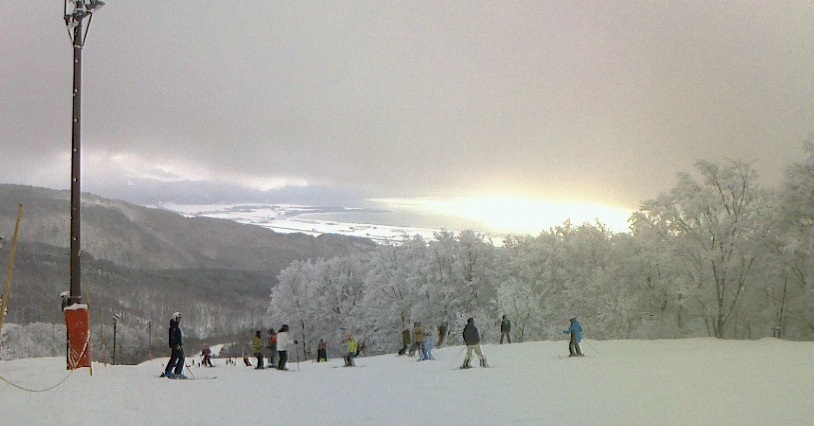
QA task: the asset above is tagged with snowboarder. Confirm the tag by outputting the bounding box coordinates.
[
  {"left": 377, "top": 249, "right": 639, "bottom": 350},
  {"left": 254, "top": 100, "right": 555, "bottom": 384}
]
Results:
[
  {"left": 563, "top": 317, "right": 584, "bottom": 357},
  {"left": 344, "top": 333, "right": 358, "bottom": 367},
  {"left": 398, "top": 329, "right": 411, "bottom": 355},
  {"left": 276, "top": 324, "right": 298, "bottom": 370},
  {"left": 252, "top": 330, "right": 264, "bottom": 369},
  {"left": 500, "top": 314, "right": 512, "bottom": 344},
  {"left": 461, "top": 317, "right": 488, "bottom": 368},
  {"left": 317, "top": 339, "right": 328, "bottom": 362},
  {"left": 162, "top": 312, "right": 187, "bottom": 379}
]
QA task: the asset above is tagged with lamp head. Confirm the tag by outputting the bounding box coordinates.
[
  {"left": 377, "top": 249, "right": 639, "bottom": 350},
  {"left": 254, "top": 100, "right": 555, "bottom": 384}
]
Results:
[{"left": 88, "top": 0, "right": 106, "bottom": 11}]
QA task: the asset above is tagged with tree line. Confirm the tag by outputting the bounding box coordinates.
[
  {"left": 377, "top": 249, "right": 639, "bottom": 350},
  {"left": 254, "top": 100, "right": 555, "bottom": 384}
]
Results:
[{"left": 269, "top": 140, "right": 814, "bottom": 360}]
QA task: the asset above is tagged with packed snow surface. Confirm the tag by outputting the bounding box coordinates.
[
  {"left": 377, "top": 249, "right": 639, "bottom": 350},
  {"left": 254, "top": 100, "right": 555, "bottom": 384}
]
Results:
[{"left": 1, "top": 338, "right": 811, "bottom": 425}]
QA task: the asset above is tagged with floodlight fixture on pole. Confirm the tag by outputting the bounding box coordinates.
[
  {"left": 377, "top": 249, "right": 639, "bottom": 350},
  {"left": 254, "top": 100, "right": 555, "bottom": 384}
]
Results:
[{"left": 63, "top": 0, "right": 105, "bottom": 370}]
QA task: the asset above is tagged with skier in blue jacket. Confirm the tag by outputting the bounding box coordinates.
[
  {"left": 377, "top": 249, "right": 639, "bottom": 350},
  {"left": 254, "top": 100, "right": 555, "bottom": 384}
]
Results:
[{"left": 563, "top": 317, "right": 584, "bottom": 357}]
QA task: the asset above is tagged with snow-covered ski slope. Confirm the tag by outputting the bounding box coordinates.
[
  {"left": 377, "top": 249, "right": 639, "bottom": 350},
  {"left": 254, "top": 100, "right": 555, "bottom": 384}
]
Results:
[{"left": 1, "top": 338, "right": 811, "bottom": 425}]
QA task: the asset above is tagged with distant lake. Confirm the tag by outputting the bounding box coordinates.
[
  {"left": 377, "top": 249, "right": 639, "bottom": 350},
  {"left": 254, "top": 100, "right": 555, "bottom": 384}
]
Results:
[{"left": 298, "top": 208, "right": 486, "bottom": 233}]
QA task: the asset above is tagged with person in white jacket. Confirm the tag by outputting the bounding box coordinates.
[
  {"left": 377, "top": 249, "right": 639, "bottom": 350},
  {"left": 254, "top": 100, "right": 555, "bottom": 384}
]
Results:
[{"left": 276, "top": 324, "right": 298, "bottom": 370}]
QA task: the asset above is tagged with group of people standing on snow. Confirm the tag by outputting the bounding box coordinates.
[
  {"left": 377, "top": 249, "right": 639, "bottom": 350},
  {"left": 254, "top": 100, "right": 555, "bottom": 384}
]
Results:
[
  {"left": 251, "top": 324, "right": 298, "bottom": 370},
  {"left": 250, "top": 327, "right": 363, "bottom": 369},
  {"left": 398, "top": 321, "right": 438, "bottom": 361},
  {"left": 398, "top": 314, "right": 584, "bottom": 365},
  {"left": 396, "top": 317, "right": 486, "bottom": 368},
  {"left": 162, "top": 311, "right": 584, "bottom": 378}
]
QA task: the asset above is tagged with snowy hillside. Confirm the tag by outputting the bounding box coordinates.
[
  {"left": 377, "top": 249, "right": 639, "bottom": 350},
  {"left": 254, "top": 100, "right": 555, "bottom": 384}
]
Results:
[{"left": 1, "top": 338, "right": 812, "bottom": 425}]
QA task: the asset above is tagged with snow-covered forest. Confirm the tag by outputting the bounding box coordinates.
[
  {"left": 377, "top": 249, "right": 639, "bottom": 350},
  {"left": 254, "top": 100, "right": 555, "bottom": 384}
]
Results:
[
  {"left": 269, "top": 141, "right": 814, "bottom": 358},
  {"left": 2, "top": 142, "right": 813, "bottom": 363}
]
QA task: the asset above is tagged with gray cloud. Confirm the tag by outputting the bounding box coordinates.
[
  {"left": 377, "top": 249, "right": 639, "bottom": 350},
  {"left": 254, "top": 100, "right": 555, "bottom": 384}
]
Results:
[{"left": 2, "top": 1, "right": 812, "bottom": 211}]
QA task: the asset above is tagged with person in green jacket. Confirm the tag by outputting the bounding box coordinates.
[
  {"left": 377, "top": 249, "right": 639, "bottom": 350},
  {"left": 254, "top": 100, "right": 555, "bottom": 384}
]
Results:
[
  {"left": 252, "top": 330, "right": 264, "bottom": 369},
  {"left": 344, "top": 333, "right": 358, "bottom": 367}
]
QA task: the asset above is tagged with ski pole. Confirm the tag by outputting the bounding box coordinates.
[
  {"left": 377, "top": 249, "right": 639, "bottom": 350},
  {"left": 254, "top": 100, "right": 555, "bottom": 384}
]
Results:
[
  {"left": 185, "top": 363, "right": 197, "bottom": 380},
  {"left": 583, "top": 339, "right": 599, "bottom": 356},
  {"left": 447, "top": 346, "right": 466, "bottom": 369}
]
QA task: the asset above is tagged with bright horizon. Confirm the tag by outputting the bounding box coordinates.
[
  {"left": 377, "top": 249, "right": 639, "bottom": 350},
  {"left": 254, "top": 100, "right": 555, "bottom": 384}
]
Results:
[{"left": 376, "top": 195, "right": 634, "bottom": 235}]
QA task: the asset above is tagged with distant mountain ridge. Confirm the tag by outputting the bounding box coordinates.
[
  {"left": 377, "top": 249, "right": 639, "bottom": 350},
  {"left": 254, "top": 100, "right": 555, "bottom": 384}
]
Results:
[
  {"left": 0, "top": 184, "right": 375, "bottom": 270},
  {"left": 0, "top": 184, "right": 376, "bottom": 362}
]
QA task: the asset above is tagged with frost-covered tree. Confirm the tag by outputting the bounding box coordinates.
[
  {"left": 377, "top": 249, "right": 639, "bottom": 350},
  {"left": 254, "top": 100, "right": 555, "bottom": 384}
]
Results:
[
  {"left": 0, "top": 323, "right": 65, "bottom": 360},
  {"left": 772, "top": 138, "right": 814, "bottom": 337},
  {"left": 418, "top": 231, "right": 499, "bottom": 343},
  {"left": 634, "top": 160, "right": 769, "bottom": 337},
  {"left": 494, "top": 234, "right": 554, "bottom": 342},
  {"left": 311, "top": 255, "right": 368, "bottom": 353},
  {"left": 360, "top": 236, "right": 427, "bottom": 352},
  {"left": 270, "top": 259, "right": 318, "bottom": 359},
  {"left": 271, "top": 255, "right": 371, "bottom": 359}
]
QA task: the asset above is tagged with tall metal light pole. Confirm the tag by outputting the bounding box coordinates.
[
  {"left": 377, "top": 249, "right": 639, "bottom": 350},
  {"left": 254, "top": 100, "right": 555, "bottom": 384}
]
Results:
[
  {"left": 63, "top": 0, "right": 105, "bottom": 370},
  {"left": 148, "top": 320, "right": 153, "bottom": 359},
  {"left": 112, "top": 314, "right": 120, "bottom": 364}
]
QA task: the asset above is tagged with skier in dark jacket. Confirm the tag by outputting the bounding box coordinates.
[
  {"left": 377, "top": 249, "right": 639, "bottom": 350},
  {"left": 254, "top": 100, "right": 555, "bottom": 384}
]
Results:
[
  {"left": 461, "top": 317, "right": 488, "bottom": 368},
  {"left": 563, "top": 317, "right": 584, "bottom": 357},
  {"left": 317, "top": 339, "right": 328, "bottom": 362},
  {"left": 162, "top": 312, "right": 186, "bottom": 379},
  {"left": 500, "top": 315, "right": 512, "bottom": 344}
]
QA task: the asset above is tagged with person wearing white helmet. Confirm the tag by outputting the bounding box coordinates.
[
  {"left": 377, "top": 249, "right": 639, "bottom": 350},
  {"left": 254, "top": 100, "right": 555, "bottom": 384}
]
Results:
[{"left": 162, "top": 312, "right": 186, "bottom": 378}]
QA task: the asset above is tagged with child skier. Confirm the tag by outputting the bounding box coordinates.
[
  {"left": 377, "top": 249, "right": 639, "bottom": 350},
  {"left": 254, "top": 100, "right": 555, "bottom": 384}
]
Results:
[
  {"left": 421, "top": 332, "right": 435, "bottom": 361},
  {"left": 201, "top": 346, "right": 214, "bottom": 367}
]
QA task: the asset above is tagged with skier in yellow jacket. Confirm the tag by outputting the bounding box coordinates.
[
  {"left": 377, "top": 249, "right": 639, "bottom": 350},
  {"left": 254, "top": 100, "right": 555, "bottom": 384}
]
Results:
[
  {"left": 344, "top": 333, "right": 358, "bottom": 367},
  {"left": 252, "top": 330, "right": 264, "bottom": 369}
]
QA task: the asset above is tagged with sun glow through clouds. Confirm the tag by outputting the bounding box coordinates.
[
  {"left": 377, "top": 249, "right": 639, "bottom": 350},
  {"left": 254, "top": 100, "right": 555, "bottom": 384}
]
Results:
[{"left": 376, "top": 195, "right": 633, "bottom": 235}]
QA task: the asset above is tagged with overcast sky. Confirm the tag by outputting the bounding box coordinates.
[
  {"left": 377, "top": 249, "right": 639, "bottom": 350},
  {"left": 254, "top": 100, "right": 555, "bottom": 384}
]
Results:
[{"left": 2, "top": 1, "right": 813, "bottom": 231}]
